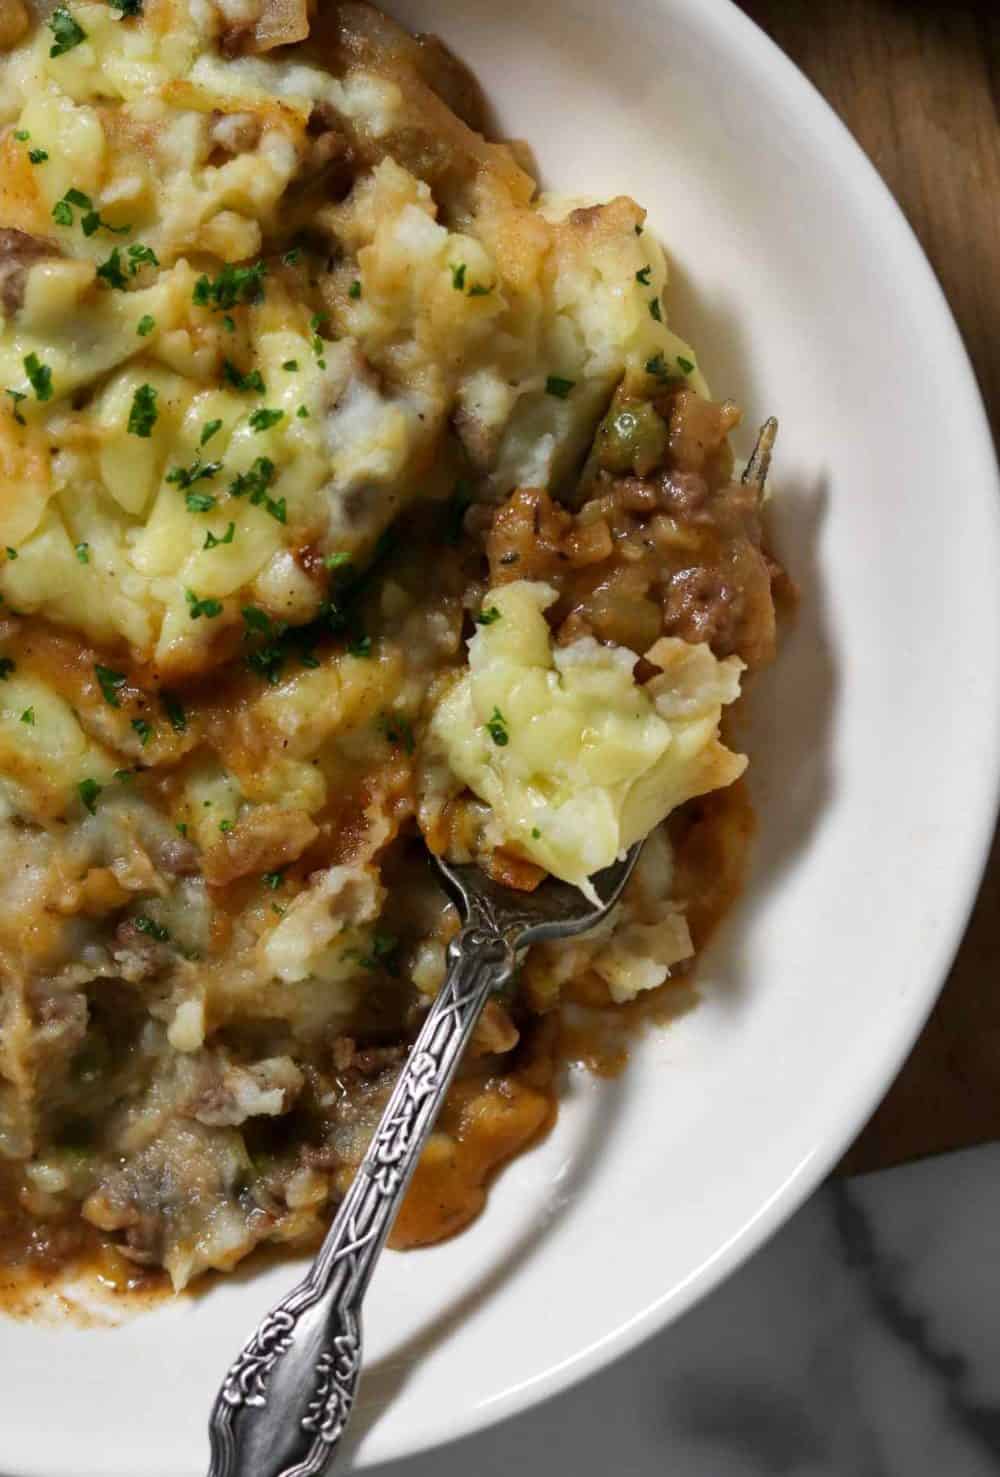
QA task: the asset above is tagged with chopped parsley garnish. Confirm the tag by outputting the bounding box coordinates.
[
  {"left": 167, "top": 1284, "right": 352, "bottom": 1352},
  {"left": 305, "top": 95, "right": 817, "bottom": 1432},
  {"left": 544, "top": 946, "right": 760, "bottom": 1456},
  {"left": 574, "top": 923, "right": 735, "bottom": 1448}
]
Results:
[
  {"left": 475, "top": 606, "right": 502, "bottom": 625},
  {"left": 5, "top": 389, "right": 26, "bottom": 425},
  {"left": 242, "top": 605, "right": 288, "bottom": 683},
  {"left": 185, "top": 490, "right": 216, "bottom": 513},
  {"left": 24, "top": 353, "right": 53, "bottom": 402},
  {"left": 248, "top": 407, "right": 284, "bottom": 433},
  {"left": 348, "top": 279, "right": 362, "bottom": 299},
  {"left": 127, "top": 243, "right": 158, "bottom": 273},
  {"left": 282, "top": 248, "right": 301, "bottom": 266},
  {"left": 13, "top": 130, "right": 28, "bottom": 141},
  {"left": 229, "top": 456, "right": 284, "bottom": 521},
  {"left": 449, "top": 263, "right": 467, "bottom": 291},
  {"left": 0, "top": 658, "right": 15, "bottom": 680},
  {"left": 127, "top": 384, "right": 158, "bottom": 437},
  {"left": 28, "top": 149, "right": 48, "bottom": 165},
  {"left": 162, "top": 692, "right": 186, "bottom": 732},
  {"left": 282, "top": 360, "right": 298, "bottom": 372},
  {"left": 467, "top": 282, "right": 493, "bottom": 297},
  {"left": 49, "top": 8, "right": 87, "bottom": 56},
  {"left": 131, "top": 717, "right": 153, "bottom": 746},
  {"left": 296, "top": 404, "right": 309, "bottom": 419},
  {"left": 241, "top": 527, "right": 395, "bottom": 686},
  {"left": 378, "top": 711, "right": 414, "bottom": 754},
  {"left": 193, "top": 261, "right": 266, "bottom": 312},
  {"left": 676, "top": 355, "right": 696, "bottom": 375},
  {"left": 531, "top": 826, "right": 541, "bottom": 839},
  {"left": 635, "top": 265, "right": 652, "bottom": 285},
  {"left": 136, "top": 314, "right": 155, "bottom": 337},
  {"left": 108, "top": 0, "right": 143, "bottom": 15},
  {"left": 77, "top": 777, "right": 102, "bottom": 813},
  {"left": 133, "top": 914, "right": 169, "bottom": 941},
  {"left": 222, "top": 315, "right": 236, "bottom": 333},
  {"left": 82, "top": 212, "right": 116, "bottom": 241},
  {"left": 200, "top": 419, "right": 222, "bottom": 446},
  {"left": 61, "top": 184, "right": 90, "bottom": 206},
  {"left": 241, "top": 605, "right": 277, "bottom": 637},
  {"left": 166, "top": 458, "right": 222, "bottom": 493},
  {"left": 51, "top": 187, "right": 98, "bottom": 229},
  {"left": 230, "top": 457, "right": 275, "bottom": 499},
  {"left": 222, "top": 360, "right": 265, "bottom": 394},
  {"left": 3, "top": 548, "right": 13, "bottom": 561},
  {"left": 219, "top": 819, "right": 233, "bottom": 834},
  {"left": 96, "top": 243, "right": 157, "bottom": 290},
  {"left": 20, "top": 706, "right": 34, "bottom": 725},
  {"left": 308, "top": 316, "right": 328, "bottom": 366},
  {"left": 96, "top": 248, "right": 128, "bottom": 290},
  {"left": 185, "top": 589, "right": 223, "bottom": 620},
  {"left": 486, "top": 706, "right": 509, "bottom": 746},
  {"left": 75, "top": 542, "right": 90, "bottom": 563},
  {"left": 324, "top": 552, "right": 351, "bottom": 571},
  {"left": 204, "top": 522, "right": 235, "bottom": 550},
  {"left": 175, "top": 822, "right": 187, "bottom": 837},
  {"left": 262, "top": 870, "right": 284, "bottom": 889},
  {"left": 354, "top": 932, "right": 398, "bottom": 972},
  {"left": 95, "top": 663, "right": 126, "bottom": 707},
  {"left": 649, "top": 297, "right": 663, "bottom": 322},
  {"left": 644, "top": 353, "right": 670, "bottom": 380},
  {"left": 347, "top": 634, "right": 372, "bottom": 658},
  {"left": 545, "top": 376, "right": 575, "bottom": 399}
]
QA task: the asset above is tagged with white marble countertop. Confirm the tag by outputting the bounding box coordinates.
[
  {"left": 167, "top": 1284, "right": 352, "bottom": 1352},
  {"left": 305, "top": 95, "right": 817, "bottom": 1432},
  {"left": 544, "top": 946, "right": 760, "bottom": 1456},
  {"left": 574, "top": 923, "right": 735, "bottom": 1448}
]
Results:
[{"left": 358, "top": 1145, "right": 1000, "bottom": 1477}]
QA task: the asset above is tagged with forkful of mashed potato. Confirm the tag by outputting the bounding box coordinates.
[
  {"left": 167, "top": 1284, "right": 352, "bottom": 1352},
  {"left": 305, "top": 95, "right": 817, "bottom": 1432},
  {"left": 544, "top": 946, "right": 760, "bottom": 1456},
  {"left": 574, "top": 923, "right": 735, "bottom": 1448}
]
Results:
[{"left": 427, "top": 577, "right": 746, "bottom": 900}]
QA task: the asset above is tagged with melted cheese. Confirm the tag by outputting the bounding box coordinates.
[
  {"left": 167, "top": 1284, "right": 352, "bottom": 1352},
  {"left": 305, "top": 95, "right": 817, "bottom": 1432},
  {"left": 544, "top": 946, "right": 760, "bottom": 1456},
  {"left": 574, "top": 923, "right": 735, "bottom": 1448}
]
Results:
[{"left": 428, "top": 582, "right": 746, "bottom": 897}]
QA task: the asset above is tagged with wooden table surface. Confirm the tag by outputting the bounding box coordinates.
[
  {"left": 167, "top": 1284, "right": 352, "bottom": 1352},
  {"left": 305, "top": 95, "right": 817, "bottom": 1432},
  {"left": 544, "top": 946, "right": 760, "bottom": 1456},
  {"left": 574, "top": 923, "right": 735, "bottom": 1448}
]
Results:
[{"left": 738, "top": 0, "right": 1000, "bottom": 1172}]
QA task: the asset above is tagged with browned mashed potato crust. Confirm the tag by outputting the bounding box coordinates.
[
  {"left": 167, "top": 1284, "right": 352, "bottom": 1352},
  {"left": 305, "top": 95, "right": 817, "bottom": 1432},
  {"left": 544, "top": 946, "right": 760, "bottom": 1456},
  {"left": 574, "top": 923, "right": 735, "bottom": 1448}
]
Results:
[{"left": 0, "top": 0, "right": 784, "bottom": 1305}]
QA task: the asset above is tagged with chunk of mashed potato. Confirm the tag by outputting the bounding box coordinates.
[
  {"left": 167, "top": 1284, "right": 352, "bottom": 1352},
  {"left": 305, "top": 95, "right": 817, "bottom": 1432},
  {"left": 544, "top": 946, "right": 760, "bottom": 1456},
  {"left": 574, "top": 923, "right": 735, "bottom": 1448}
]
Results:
[{"left": 429, "top": 581, "right": 747, "bottom": 897}]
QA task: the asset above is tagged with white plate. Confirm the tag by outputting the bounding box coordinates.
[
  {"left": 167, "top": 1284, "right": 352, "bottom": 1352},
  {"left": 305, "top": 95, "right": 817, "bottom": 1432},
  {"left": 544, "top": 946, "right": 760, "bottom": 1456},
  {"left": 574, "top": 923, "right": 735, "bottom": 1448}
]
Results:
[{"left": 4, "top": 1, "right": 1000, "bottom": 1473}]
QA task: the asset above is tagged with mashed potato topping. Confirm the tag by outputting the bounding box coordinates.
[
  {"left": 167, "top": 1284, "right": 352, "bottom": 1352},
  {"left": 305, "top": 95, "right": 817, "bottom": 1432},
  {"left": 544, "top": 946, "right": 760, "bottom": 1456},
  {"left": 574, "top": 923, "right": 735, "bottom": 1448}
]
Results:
[
  {"left": 429, "top": 580, "right": 746, "bottom": 896},
  {"left": 0, "top": 0, "right": 701, "bottom": 673},
  {"left": 0, "top": 0, "right": 781, "bottom": 1297}
]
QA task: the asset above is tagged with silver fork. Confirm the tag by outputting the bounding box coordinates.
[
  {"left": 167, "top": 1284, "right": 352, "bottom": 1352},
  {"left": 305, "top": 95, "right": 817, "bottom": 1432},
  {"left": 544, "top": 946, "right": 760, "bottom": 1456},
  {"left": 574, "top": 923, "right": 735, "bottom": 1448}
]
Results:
[{"left": 206, "top": 845, "right": 642, "bottom": 1477}]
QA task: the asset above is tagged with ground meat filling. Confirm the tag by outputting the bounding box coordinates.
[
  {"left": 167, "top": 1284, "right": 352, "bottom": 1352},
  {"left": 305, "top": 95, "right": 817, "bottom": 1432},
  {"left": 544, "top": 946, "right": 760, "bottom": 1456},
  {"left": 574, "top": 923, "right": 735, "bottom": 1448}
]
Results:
[{"left": 487, "top": 389, "right": 780, "bottom": 671}]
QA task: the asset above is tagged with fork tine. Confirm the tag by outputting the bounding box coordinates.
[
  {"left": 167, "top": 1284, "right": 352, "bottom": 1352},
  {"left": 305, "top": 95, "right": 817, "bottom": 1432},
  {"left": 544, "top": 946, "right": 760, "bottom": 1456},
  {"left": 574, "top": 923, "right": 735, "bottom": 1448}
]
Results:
[{"left": 742, "top": 416, "right": 779, "bottom": 491}]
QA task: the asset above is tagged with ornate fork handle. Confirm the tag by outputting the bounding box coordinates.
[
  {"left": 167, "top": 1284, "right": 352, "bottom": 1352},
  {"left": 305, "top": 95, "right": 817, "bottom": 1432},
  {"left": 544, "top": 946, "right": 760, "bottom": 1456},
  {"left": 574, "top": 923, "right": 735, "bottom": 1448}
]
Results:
[{"left": 207, "top": 920, "right": 516, "bottom": 1477}]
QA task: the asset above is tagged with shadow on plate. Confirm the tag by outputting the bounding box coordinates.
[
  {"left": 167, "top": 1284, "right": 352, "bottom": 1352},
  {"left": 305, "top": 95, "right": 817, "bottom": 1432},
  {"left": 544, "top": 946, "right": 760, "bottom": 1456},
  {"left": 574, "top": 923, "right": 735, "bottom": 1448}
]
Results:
[
  {"left": 669, "top": 253, "right": 839, "bottom": 1006},
  {"left": 704, "top": 470, "right": 836, "bottom": 1008},
  {"left": 338, "top": 1065, "right": 630, "bottom": 1464}
]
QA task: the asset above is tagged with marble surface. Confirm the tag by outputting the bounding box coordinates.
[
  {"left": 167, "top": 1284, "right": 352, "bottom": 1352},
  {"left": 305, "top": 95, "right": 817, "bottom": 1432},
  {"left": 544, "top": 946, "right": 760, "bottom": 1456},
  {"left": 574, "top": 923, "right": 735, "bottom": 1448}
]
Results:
[{"left": 358, "top": 1145, "right": 1000, "bottom": 1476}]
